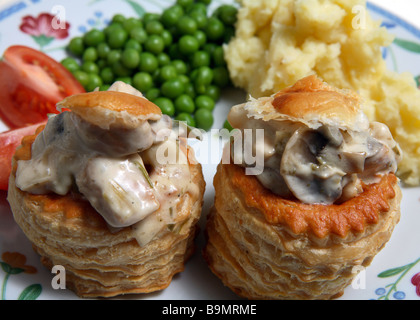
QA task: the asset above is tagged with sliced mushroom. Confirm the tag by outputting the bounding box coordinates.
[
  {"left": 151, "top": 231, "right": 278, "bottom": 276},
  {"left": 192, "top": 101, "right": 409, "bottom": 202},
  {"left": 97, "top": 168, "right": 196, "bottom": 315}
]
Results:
[
  {"left": 280, "top": 127, "right": 346, "bottom": 204},
  {"left": 361, "top": 122, "right": 402, "bottom": 182},
  {"left": 256, "top": 153, "right": 293, "bottom": 198}
]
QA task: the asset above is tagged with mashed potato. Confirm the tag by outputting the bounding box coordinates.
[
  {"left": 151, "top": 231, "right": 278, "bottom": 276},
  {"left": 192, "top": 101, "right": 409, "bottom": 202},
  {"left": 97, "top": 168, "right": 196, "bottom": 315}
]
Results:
[{"left": 225, "top": 0, "right": 420, "bottom": 186}]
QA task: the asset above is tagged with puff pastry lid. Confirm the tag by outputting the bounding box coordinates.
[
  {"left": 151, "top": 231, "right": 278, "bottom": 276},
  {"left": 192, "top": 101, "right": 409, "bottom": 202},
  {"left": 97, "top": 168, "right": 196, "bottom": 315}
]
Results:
[
  {"left": 238, "top": 75, "right": 369, "bottom": 131},
  {"left": 57, "top": 81, "right": 162, "bottom": 130}
]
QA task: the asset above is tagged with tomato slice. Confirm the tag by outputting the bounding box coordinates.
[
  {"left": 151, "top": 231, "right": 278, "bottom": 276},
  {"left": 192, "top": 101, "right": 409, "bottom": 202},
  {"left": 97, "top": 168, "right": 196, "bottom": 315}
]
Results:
[
  {"left": 0, "top": 45, "right": 84, "bottom": 129},
  {"left": 0, "top": 122, "right": 46, "bottom": 190}
]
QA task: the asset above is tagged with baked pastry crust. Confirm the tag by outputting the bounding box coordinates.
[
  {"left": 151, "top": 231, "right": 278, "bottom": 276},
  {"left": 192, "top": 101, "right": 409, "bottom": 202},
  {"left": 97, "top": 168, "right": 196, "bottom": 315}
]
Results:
[
  {"left": 204, "top": 76, "right": 402, "bottom": 300},
  {"left": 57, "top": 90, "right": 162, "bottom": 129},
  {"left": 8, "top": 125, "right": 205, "bottom": 298},
  {"left": 230, "top": 75, "right": 369, "bottom": 135},
  {"left": 203, "top": 163, "right": 401, "bottom": 300}
]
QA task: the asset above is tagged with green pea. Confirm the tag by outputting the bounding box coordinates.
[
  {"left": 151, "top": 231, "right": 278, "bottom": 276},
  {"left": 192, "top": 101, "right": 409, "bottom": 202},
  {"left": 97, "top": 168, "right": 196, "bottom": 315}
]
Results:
[
  {"left": 61, "top": 57, "right": 79, "bottom": 73},
  {"left": 81, "top": 61, "right": 99, "bottom": 74},
  {"left": 195, "top": 95, "right": 215, "bottom": 111},
  {"left": 193, "top": 30, "right": 207, "bottom": 47},
  {"left": 130, "top": 26, "right": 148, "bottom": 44},
  {"left": 171, "top": 59, "right": 187, "bottom": 74},
  {"left": 223, "top": 119, "right": 234, "bottom": 131},
  {"left": 97, "top": 42, "right": 111, "bottom": 58},
  {"left": 144, "top": 35, "right": 165, "bottom": 54},
  {"left": 191, "top": 50, "right": 210, "bottom": 68},
  {"left": 186, "top": 3, "right": 207, "bottom": 15},
  {"left": 115, "top": 76, "right": 132, "bottom": 85},
  {"left": 159, "top": 65, "right": 178, "bottom": 82},
  {"left": 121, "top": 48, "right": 140, "bottom": 69},
  {"left": 124, "top": 39, "right": 142, "bottom": 51},
  {"left": 205, "top": 17, "right": 225, "bottom": 41},
  {"left": 100, "top": 67, "right": 114, "bottom": 84},
  {"left": 157, "top": 52, "right": 171, "bottom": 66},
  {"left": 139, "top": 52, "right": 159, "bottom": 73},
  {"left": 145, "top": 20, "right": 164, "bottom": 35},
  {"left": 178, "top": 35, "right": 199, "bottom": 55},
  {"left": 108, "top": 27, "right": 128, "bottom": 49},
  {"left": 85, "top": 73, "right": 103, "bottom": 92},
  {"left": 67, "top": 37, "right": 84, "bottom": 56},
  {"left": 190, "top": 11, "right": 207, "bottom": 29},
  {"left": 96, "top": 59, "right": 107, "bottom": 69},
  {"left": 123, "top": 17, "right": 142, "bottom": 33},
  {"left": 195, "top": 66, "right": 213, "bottom": 87},
  {"left": 175, "top": 94, "right": 195, "bottom": 113},
  {"left": 176, "top": 0, "right": 194, "bottom": 8},
  {"left": 112, "top": 14, "right": 126, "bottom": 24},
  {"left": 99, "top": 84, "right": 111, "bottom": 91},
  {"left": 133, "top": 72, "right": 154, "bottom": 92},
  {"left": 195, "top": 108, "right": 213, "bottom": 131},
  {"left": 203, "top": 43, "right": 217, "bottom": 56},
  {"left": 175, "top": 113, "right": 196, "bottom": 128},
  {"left": 112, "top": 60, "right": 132, "bottom": 77},
  {"left": 161, "top": 79, "right": 185, "bottom": 99},
  {"left": 145, "top": 88, "right": 160, "bottom": 101},
  {"left": 218, "top": 5, "right": 238, "bottom": 26},
  {"left": 184, "top": 82, "right": 196, "bottom": 98},
  {"left": 224, "top": 26, "right": 235, "bottom": 43},
  {"left": 212, "top": 45, "right": 226, "bottom": 67},
  {"left": 176, "top": 16, "right": 197, "bottom": 35},
  {"left": 83, "top": 47, "right": 98, "bottom": 62},
  {"left": 143, "top": 13, "right": 160, "bottom": 24},
  {"left": 83, "top": 29, "right": 105, "bottom": 47},
  {"left": 153, "top": 97, "right": 175, "bottom": 116},
  {"left": 161, "top": 5, "right": 184, "bottom": 28},
  {"left": 168, "top": 44, "right": 182, "bottom": 60},
  {"left": 177, "top": 74, "right": 190, "bottom": 86},
  {"left": 73, "top": 70, "right": 90, "bottom": 87},
  {"left": 107, "top": 50, "right": 122, "bottom": 65},
  {"left": 204, "top": 85, "right": 220, "bottom": 101},
  {"left": 104, "top": 22, "right": 123, "bottom": 38},
  {"left": 152, "top": 68, "right": 161, "bottom": 84},
  {"left": 161, "top": 30, "right": 173, "bottom": 47},
  {"left": 213, "top": 66, "right": 230, "bottom": 87}
]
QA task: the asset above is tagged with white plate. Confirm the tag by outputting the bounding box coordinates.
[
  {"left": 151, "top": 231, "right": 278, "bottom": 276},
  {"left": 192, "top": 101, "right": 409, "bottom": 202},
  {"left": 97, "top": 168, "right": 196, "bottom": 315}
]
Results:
[{"left": 0, "top": 0, "right": 419, "bottom": 300}]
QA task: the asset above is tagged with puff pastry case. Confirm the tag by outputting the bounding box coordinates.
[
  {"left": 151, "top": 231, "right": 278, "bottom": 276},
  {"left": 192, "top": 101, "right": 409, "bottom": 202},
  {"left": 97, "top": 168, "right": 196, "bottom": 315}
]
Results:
[{"left": 203, "top": 75, "right": 402, "bottom": 300}]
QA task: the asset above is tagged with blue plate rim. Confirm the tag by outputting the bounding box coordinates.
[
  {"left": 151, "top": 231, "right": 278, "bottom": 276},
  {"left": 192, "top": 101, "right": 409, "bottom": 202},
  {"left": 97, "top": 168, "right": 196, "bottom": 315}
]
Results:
[
  {"left": 367, "top": 1, "right": 420, "bottom": 39},
  {"left": 0, "top": 1, "right": 420, "bottom": 40}
]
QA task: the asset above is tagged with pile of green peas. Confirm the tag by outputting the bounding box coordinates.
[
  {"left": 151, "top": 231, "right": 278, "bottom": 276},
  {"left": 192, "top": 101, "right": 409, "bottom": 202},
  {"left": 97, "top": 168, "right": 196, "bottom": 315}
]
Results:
[{"left": 62, "top": 0, "right": 238, "bottom": 131}]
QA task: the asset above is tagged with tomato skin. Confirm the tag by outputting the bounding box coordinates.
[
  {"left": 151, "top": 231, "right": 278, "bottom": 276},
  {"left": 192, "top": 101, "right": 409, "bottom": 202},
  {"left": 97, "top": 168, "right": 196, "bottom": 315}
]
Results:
[
  {"left": 0, "top": 122, "right": 45, "bottom": 190},
  {"left": 0, "top": 45, "right": 85, "bottom": 129}
]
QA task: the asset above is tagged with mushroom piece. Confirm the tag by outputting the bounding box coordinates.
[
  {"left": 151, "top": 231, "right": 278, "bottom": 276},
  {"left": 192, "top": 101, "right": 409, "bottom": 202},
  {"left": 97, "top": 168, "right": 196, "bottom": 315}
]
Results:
[
  {"left": 361, "top": 122, "right": 402, "bottom": 182},
  {"left": 280, "top": 127, "right": 346, "bottom": 204},
  {"left": 256, "top": 153, "right": 293, "bottom": 198}
]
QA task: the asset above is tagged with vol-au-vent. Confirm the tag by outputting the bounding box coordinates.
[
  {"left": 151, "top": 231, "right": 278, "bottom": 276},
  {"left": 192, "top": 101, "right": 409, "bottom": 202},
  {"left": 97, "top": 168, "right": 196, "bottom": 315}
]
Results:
[{"left": 204, "top": 75, "right": 402, "bottom": 300}]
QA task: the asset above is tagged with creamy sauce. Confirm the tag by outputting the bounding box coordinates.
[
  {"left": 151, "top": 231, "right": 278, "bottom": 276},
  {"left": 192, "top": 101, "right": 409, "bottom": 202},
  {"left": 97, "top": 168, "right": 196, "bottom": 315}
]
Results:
[
  {"left": 133, "top": 138, "right": 197, "bottom": 246},
  {"left": 15, "top": 82, "right": 195, "bottom": 246},
  {"left": 228, "top": 103, "right": 402, "bottom": 205}
]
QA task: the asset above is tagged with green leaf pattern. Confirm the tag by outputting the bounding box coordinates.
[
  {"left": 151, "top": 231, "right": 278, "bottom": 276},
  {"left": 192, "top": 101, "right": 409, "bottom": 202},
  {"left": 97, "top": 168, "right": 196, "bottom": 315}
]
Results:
[
  {"left": 375, "top": 257, "right": 420, "bottom": 300},
  {"left": 393, "top": 38, "right": 420, "bottom": 53},
  {"left": 1, "top": 255, "right": 42, "bottom": 300}
]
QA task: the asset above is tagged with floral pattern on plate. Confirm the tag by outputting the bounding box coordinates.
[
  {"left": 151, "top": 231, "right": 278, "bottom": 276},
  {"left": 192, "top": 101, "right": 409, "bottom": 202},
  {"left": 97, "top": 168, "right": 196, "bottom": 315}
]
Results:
[
  {"left": 373, "top": 257, "right": 420, "bottom": 300},
  {"left": 1, "top": 251, "right": 41, "bottom": 300}
]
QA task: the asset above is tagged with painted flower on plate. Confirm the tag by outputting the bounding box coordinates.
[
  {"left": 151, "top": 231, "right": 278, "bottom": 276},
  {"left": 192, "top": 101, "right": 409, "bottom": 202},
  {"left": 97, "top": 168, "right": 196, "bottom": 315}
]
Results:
[
  {"left": 1, "top": 251, "right": 36, "bottom": 274},
  {"left": 19, "top": 13, "right": 70, "bottom": 49},
  {"left": 1, "top": 252, "right": 41, "bottom": 300},
  {"left": 411, "top": 272, "right": 420, "bottom": 297}
]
